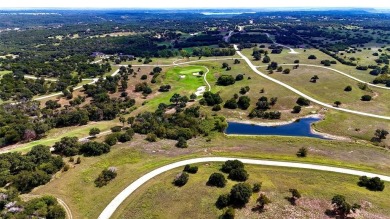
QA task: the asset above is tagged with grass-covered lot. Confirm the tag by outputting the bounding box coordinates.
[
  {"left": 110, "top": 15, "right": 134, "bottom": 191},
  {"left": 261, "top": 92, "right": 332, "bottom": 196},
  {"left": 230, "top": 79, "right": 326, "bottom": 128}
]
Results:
[
  {"left": 31, "top": 134, "right": 390, "bottom": 219},
  {"left": 115, "top": 164, "right": 390, "bottom": 219}
]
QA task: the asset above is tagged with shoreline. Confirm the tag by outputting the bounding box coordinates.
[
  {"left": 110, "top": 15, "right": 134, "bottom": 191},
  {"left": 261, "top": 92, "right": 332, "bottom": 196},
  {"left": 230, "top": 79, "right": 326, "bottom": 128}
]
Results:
[
  {"left": 226, "top": 114, "right": 350, "bottom": 141},
  {"left": 227, "top": 114, "right": 323, "bottom": 127}
]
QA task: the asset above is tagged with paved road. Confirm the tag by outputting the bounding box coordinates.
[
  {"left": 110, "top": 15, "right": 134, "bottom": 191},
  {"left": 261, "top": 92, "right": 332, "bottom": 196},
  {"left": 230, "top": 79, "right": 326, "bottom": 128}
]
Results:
[
  {"left": 98, "top": 157, "right": 390, "bottom": 219},
  {"left": 234, "top": 45, "right": 390, "bottom": 120},
  {"left": 265, "top": 33, "right": 299, "bottom": 54},
  {"left": 257, "top": 63, "right": 390, "bottom": 91}
]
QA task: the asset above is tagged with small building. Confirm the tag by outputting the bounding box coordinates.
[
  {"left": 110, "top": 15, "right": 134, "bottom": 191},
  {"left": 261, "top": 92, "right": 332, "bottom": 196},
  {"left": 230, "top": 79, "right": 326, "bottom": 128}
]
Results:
[{"left": 90, "top": 52, "right": 106, "bottom": 58}]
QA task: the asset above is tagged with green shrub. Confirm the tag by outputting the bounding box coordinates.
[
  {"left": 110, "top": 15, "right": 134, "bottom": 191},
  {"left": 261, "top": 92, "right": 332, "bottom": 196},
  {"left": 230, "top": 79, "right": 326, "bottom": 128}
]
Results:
[
  {"left": 207, "top": 173, "right": 227, "bottom": 188},
  {"left": 174, "top": 172, "right": 189, "bottom": 187},
  {"left": 146, "top": 133, "right": 157, "bottom": 142},
  {"left": 111, "top": 126, "right": 122, "bottom": 132},
  {"left": 104, "top": 134, "right": 118, "bottom": 146},
  {"left": 183, "top": 165, "right": 198, "bottom": 174},
  {"left": 221, "top": 160, "right": 244, "bottom": 173},
  {"left": 80, "top": 141, "right": 110, "bottom": 156},
  {"left": 229, "top": 183, "right": 253, "bottom": 206},
  {"left": 95, "top": 169, "right": 117, "bottom": 187},
  {"left": 253, "top": 183, "right": 262, "bottom": 192},
  {"left": 216, "top": 193, "right": 231, "bottom": 209},
  {"left": 228, "top": 168, "right": 249, "bottom": 181}
]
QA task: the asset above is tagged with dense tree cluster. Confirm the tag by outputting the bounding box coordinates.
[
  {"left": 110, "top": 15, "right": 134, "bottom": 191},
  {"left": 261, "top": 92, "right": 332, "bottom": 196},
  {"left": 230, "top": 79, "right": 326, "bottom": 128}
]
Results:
[
  {"left": 0, "top": 145, "right": 64, "bottom": 193},
  {"left": 249, "top": 96, "right": 281, "bottom": 119},
  {"left": 0, "top": 192, "right": 65, "bottom": 218},
  {"left": 131, "top": 106, "right": 228, "bottom": 142}
]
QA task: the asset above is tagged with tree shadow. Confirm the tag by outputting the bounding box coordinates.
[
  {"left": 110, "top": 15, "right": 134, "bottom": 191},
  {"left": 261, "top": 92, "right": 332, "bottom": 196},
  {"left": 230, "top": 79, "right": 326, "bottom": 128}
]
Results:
[
  {"left": 324, "top": 209, "right": 337, "bottom": 218},
  {"left": 251, "top": 205, "right": 265, "bottom": 213},
  {"left": 284, "top": 196, "right": 297, "bottom": 205}
]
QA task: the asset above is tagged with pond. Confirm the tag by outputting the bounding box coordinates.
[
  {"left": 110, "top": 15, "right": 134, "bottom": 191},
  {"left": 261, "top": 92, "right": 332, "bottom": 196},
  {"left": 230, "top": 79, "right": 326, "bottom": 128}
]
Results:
[{"left": 225, "top": 117, "right": 327, "bottom": 139}]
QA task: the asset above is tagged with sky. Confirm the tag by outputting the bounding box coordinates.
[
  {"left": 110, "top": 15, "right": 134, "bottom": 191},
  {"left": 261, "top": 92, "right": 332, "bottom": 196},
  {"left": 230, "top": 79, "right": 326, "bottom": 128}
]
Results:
[{"left": 0, "top": 0, "right": 389, "bottom": 9}]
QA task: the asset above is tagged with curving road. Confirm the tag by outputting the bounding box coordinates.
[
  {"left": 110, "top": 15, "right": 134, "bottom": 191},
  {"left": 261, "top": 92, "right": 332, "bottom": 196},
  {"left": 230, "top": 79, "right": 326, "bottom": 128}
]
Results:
[
  {"left": 265, "top": 33, "right": 299, "bottom": 54},
  {"left": 256, "top": 63, "right": 390, "bottom": 91},
  {"left": 234, "top": 45, "right": 390, "bottom": 120},
  {"left": 98, "top": 157, "right": 390, "bottom": 219}
]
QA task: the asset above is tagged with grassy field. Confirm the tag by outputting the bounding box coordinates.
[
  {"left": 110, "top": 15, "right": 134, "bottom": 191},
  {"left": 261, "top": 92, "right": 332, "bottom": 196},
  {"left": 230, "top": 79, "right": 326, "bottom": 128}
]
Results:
[
  {"left": 115, "top": 164, "right": 390, "bottom": 219},
  {"left": 31, "top": 134, "right": 390, "bottom": 219},
  {"left": 258, "top": 65, "right": 390, "bottom": 115},
  {"left": 241, "top": 46, "right": 382, "bottom": 83},
  {"left": 315, "top": 110, "right": 390, "bottom": 145},
  {"left": 3, "top": 121, "right": 116, "bottom": 154}
]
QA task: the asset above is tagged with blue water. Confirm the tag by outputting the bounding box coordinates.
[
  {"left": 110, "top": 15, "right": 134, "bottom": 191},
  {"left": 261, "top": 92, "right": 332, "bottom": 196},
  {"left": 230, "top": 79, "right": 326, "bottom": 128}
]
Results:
[{"left": 225, "top": 117, "right": 327, "bottom": 139}]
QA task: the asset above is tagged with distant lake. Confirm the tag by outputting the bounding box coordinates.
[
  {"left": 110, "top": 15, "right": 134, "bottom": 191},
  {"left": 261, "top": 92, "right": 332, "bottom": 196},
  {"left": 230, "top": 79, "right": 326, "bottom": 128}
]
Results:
[
  {"left": 201, "top": 12, "right": 256, "bottom": 15},
  {"left": 225, "top": 117, "right": 327, "bottom": 139}
]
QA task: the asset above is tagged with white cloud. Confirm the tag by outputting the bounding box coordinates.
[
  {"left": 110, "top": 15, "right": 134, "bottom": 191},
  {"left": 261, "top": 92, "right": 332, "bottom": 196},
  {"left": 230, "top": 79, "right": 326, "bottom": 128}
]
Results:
[{"left": 1, "top": 0, "right": 390, "bottom": 9}]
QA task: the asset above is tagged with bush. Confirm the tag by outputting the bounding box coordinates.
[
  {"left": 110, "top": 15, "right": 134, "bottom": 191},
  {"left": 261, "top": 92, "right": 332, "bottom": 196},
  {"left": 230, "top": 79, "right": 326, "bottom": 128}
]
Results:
[
  {"left": 296, "top": 147, "right": 308, "bottom": 157},
  {"left": 216, "top": 193, "right": 231, "bottom": 209},
  {"left": 224, "top": 98, "right": 238, "bottom": 109},
  {"left": 53, "top": 137, "right": 80, "bottom": 157},
  {"left": 174, "top": 172, "right": 189, "bottom": 187},
  {"left": 111, "top": 126, "right": 122, "bottom": 132},
  {"left": 89, "top": 128, "right": 101, "bottom": 136},
  {"left": 146, "top": 133, "right": 157, "bottom": 142},
  {"left": 202, "top": 91, "right": 223, "bottom": 106},
  {"left": 140, "top": 74, "right": 148, "bottom": 80},
  {"left": 118, "top": 133, "right": 132, "bottom": 143},
  {"left": 221, "top": 160, "right": 244, "bottom": 173},
  {"left": 176, "top": 137, "right": 188, "bottom": 148},
  {"left": 63, "top": 164, "right": 70, "bottom": 172},
  {"left": 228, "top": 168, "right": 249, "bottom": 181},
  {"left": 283, "top": 68, "right": 291, "bottom": 74},
  {"left": 253, "top": 183, "right": 262, "bottom": 192},
  {"left": 217, "top": 75, "right": 236, "bottom": 86},
  {"left": 296, "top": 97, "right": 310, "bottom": 106},
  {"left": 308, "top": 55, "right": 317, "bottom": 59},
  {"left": 292, "top": 105, "right": 301, "bottom": 113},
  {"left": 104, "top": 134, "right": 118, "bottom": 146},
  {"left": 220, "top": 207, "right": 235, "bottom": 219},
  {"left": 344, "top": 86, "right": 352, "bottom": 91},
  {"left": 229, "top": 183, "right": 253, "bottom": 206},
  {"left": 183, "top": 165, "right": 198, "bottom": 174},
  {"left": 358, "top": 176, "right": 385, "bottom": 191},
  {"left": 212, "top": 104, "right": 221, "bottom": 111},
  {"left": 95, "top": 169, "right": 117, "bottom": 187},
  {"left": 235, "top": 74, "right": 244, "bottom": 81},
  {"left": 361, "top": 95, "right": 372, "bottom": 101},
  {"left": 207, "top": 173, "right": 227, "bottom": 187},
  {"left": 80, "top": 141, "right": 110, "bottom": 156},
  {"left": 237, "top": 96, "right": 251, "bottom": 110},
  {"left": 76, "top": 157, "right": 81, "bottom": 164}
]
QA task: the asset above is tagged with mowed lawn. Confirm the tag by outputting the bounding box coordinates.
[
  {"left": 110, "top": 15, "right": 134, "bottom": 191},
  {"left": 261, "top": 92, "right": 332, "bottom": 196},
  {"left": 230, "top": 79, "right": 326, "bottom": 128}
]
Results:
[{"left": 115, "top": 164, "right": 390, "bottom": 219}]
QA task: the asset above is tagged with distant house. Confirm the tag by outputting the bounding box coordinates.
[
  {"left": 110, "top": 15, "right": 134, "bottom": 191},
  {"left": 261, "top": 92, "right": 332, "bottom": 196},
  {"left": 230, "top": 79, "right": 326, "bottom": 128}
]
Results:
[
  {"left": 119, "top": 53, "right": 135, "bottom": 60},
  {"left": 90, "top": 52, "right": 106, "bottom": 58}
]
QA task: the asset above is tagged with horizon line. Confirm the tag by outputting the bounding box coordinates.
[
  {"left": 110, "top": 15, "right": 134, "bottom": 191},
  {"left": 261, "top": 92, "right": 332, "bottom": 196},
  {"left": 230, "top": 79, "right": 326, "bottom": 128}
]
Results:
[{"left": 1, "top": 7, "right": 390, "bottom": 10}]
